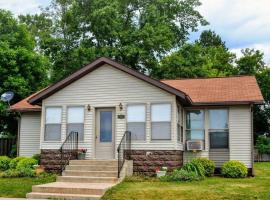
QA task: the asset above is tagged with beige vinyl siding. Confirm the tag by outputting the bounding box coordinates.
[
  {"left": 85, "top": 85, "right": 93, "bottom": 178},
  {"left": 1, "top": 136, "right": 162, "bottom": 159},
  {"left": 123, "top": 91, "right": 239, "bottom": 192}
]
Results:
[
  {"left": 209, "top": 149, "right": 229, "bottom": 167},
  {"left": 229, "top": 105, "right": 252, "bottom": 168},
  {"left": 41, "top": 64, "right": 182, "bottom": 159},
  {"left": 19, "top": 112, "right": 41, "bottom": 157}
]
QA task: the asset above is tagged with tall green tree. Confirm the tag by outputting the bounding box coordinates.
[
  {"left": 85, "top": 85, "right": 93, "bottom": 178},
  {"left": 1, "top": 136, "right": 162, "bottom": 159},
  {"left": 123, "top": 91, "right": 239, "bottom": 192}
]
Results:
[
  {"left": 21, "top": 0, "right": 207, "bottom": 81},
  {"left": 153, "top": 30, "right": 235, "bottom": 79},
  {"left": 0, "top": 10, "right": 50, "bottom": 136}
]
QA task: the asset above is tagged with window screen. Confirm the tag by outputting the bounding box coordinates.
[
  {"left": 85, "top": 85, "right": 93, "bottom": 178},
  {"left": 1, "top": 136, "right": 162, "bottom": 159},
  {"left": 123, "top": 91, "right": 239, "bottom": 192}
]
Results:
[
  {"left": 151, "top": 104, "right": 171, "bottom": 140},
  {"left": 127, "top": 105, "right": 146, "bottom": 140},
  {"left": 45, "top": 107, "right": 62, "bottom": 141},
  {"left": 67, "top": 106, "right": 84, "bottom": 141},
  {"left": 186, "top": 110, "right": 205, "bottom": 141}
]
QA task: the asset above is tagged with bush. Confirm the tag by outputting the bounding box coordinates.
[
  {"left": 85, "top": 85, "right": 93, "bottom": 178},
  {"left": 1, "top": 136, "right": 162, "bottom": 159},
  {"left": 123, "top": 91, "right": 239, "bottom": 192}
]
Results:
[
  {"left": 166, "top": 169, "right": 200, "bottom": 181},
  {"left": 221, "top": 160, "right": 248, "bottom": 178},
  {"left": 0, "top": 156, "right": 11, "bottom": 171},
  {"left": 9, "top": 157, "right": 26, "bottom": 169},
  {"left": 192, "top": 158, "right": 215, "bottom": 177},
  {"left": 182, "top": 159, "right": 205, "bottom": 178},
  {"left": 0, "top": 168, "right": 36, "bottom": 178},
  {"left": 18, "top": 168, "right": 36, "bottom": 177},
  {"left": 32, "top": 154, "right": 41, "bottom": 165},
  {"left": 255, "top": 136, "right": 270, "bottom": 154},
  {"left": 16, "top": 158, "right": 37, "bottom": 171}
]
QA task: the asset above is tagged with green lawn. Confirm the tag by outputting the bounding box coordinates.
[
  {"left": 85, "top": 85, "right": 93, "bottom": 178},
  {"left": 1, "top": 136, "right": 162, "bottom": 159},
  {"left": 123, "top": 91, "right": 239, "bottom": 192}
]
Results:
[
  {"left": 0, "top": 174, "right": 56, "bottom": 198},
  {"left": 102, "top": 163, "right": 270, "bottom": 200}
]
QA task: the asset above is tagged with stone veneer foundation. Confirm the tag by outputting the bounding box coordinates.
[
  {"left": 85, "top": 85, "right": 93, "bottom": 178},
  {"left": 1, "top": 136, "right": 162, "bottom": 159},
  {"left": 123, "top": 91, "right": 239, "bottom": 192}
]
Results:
[{"left": 129, "top": 150, "right": 183, "bottom": 176}]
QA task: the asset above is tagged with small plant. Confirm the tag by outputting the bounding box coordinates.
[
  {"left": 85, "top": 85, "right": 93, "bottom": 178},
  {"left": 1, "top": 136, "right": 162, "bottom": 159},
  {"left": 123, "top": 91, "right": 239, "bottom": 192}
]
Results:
[
  {"left": 166, "top": 169, "right": 201, "bottom": 181},
  {"left": 156, "top": 166, "right": 168, "bottom": 177},
  {"left": 192, "top": 158, "right": 215, "bottom": 177},
  {"left": 9, "top": 157, "right": 26, "bottom": 169},
  {"left": 16, "top": 158, "right": 38, "bottom": 171},
  {"left": 78, "top": 148, "right": 87, "bottom": 160},
  {"left": 221, "top": 160, "right": 248, "bottom": 178},
  {"left": 78, "top": 148, "right": 87, "bottom": 154},
  {"left": 0, "top": 156, "right": 11, "bottom": 171},
  {"left": 182, "top": 160, "right": 205, "bottom": 178},
  {"left": 32, "top": 154, "right": 41, "bottom": 165}
]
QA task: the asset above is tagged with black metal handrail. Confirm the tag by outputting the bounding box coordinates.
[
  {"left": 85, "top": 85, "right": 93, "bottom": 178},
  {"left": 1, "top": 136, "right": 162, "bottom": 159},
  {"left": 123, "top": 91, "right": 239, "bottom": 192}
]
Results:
[
  {"left": 117, "top": 131, "right": 131, "bottom": 178},
  {"left": 59, "top": 131, "right": 78, "bottom": 173}
]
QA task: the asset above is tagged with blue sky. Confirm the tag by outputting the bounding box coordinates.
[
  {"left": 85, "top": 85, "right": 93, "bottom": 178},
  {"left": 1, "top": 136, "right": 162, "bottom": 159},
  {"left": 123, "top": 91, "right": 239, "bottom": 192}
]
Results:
[{"left": 1, "top": 0, "right": 270, "bottom": 64}]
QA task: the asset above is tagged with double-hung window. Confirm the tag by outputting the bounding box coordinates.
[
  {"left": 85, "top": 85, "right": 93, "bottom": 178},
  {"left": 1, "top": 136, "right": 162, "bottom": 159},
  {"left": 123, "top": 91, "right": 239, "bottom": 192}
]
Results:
[
  {"left": 186, "top": 110, "right": 205, "bottom": 141},
  {"left": 151, "top": 104, "right": 171, "bottom": 140},
  {"left": 45, "top": 107, "right": 62, "bottom": 141},
  {"left": 127, "top": 105, "right": 146, "bottom": 141},
  {"left": 209, "top": 109, "right": 229, "bottom": 149},
  {"left": 67, "top": 106, "right": 85, "bottom": 141}
]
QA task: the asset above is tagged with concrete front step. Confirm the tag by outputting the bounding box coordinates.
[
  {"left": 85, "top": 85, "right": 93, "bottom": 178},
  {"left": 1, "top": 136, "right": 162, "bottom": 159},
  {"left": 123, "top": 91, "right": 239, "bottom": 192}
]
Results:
[
  {"left": 66, "top": 165, "right": 118, "bottom": 171},
  {"left": 69, "top": 160, "right": 118, "bottom": 166},
  {"left": 63, "top": 170, "right": 118, "bottom": 177},
  {"left": 32, "top": 182, "right": 114, "bottom": 195},
  {"left": 26, "top": 192, "right": 102, "bottom": 200},
  {"left": 57, "top": 176, "right": 118, "bottom": 183}
]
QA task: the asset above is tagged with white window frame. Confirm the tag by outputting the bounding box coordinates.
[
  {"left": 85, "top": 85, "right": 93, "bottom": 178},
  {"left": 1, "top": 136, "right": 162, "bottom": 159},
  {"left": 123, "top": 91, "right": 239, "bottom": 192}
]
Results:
[
  {"left": 126, "top": 104, "right": 146, "bottom": 141},
  {"left": 209, "top": 109, "right": 229, "bottom": 149},
  {"left": 67, "top": 106, "right": 85, "bottom": 141},
  {"left": 44, "top": 106, "right": 62, "bottom": 141},
  {"left": 185, "top": 109, "right": 205, "bottom": 142},
  {"left": 151, "top": 103, "right": 172, "bottom": 141}
]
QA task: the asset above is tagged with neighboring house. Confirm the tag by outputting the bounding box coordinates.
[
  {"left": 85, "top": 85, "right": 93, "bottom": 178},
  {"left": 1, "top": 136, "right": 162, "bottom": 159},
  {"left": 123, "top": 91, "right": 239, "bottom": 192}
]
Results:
[{"left": 11, "top": 57, "right": 263, "bottom": 176}]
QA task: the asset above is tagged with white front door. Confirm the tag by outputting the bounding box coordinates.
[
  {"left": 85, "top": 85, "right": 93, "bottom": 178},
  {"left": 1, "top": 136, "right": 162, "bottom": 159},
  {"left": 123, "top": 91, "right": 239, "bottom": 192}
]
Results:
[{"left": 95, "top": 108, "right": 115, "bottom": 159}]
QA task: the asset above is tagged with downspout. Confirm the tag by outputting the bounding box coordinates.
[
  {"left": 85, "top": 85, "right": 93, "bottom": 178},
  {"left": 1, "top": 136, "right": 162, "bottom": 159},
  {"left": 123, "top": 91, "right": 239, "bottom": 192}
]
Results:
[
  {"left": 16, "top": 113, "right": 21, "bottom": 157},
  {"left": 251, "top": 104, "right": 254, "bottom": 176}
]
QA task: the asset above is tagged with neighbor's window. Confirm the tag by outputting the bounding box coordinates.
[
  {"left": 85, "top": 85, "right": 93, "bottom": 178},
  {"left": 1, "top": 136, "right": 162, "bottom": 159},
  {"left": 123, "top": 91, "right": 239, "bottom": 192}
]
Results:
[
  {"left": 186, "top": 110, "right": 205, "bottom": 140},
  {"left": 67, "top": 106, "right": 84, "bottom": 141},
  {"left": 209, "top": 109, "right": 229, "bottom": 149},
  {"left": 151, "top": 104, "right": 171, "bottom": 140},
  {"left": 45, "top": 107, "right": 62, "bottom": 141},
  {"left": 127, "top": 105, "right": 146, "bottom": 140}
]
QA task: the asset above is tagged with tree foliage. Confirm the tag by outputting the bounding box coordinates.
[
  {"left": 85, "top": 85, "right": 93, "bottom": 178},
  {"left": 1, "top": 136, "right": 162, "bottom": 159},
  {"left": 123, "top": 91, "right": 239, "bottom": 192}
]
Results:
[
  {"left": 20, "top": 0, "right": 207, "bottom": 81},
  {"left": 0, "top": 10, "right": 50, "bottom": 136}
]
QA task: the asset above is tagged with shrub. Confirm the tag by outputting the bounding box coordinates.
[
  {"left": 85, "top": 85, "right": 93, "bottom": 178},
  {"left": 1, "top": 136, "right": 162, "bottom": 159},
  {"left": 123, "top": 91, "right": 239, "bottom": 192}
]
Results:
[
  {"left": 255, "top": 136, "right": 270, "bottom": 154},
  {"left": 166, "top": 169, "right": 200, "bottom": 181},
  {"left": 221, "top": 160, "right": 248, "bottom": 178},
  {"left": 192, "top": 158, "right": 215, "bottom": 177},
  {"left": 0, "top": 169, "right": 22, "bottom": 178},
  {"left": 182, "top": 160, "right": 205, "bottom": 178},
  {"left": 0, "top": 156, "right": 11, "bottom": 171},
  {"left": 18, "top": 168, "right": 36, "bottom": 177},
  {"left": 9, "top": 157, "right": 26, "bottom": 169},
  {"left": 16, "top": 158, "right": 37, "bottom": 171},
  {"left": 32, "top": 154, "right": 41, "bottom": 165}
]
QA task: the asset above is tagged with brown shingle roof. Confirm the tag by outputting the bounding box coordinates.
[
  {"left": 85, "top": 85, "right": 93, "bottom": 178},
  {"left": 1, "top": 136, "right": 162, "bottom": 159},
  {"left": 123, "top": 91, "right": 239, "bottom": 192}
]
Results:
[{"left": 162, "top": 76, "right": 264, "bottom": 105}]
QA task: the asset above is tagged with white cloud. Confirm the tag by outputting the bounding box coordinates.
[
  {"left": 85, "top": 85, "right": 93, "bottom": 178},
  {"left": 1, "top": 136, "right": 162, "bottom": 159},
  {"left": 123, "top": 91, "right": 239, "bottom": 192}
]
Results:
[{"left": 0, "top": 0, "right": 49, "bottom": 15}]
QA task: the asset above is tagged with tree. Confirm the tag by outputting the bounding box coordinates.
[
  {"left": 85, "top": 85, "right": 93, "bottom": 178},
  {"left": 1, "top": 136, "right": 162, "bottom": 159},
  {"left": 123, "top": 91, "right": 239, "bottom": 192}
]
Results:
[
  {"left": 21, "top": 0, "right": 208, "bottom": 81},
  {"left": 0, "top": 10, "right": 50, "bottom": 137},
  {"left": 153, "top": 30, "right": 235, "bottom": 79},
  {"left": 236, "top": 48, "right": 266, "bottom": 75}
]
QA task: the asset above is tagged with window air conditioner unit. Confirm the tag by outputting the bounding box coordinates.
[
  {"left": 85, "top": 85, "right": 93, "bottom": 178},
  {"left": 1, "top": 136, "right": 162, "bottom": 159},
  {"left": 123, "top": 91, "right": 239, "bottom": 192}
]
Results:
[{"left": 186, "top": 140, "right": 203, "bottom": 151}]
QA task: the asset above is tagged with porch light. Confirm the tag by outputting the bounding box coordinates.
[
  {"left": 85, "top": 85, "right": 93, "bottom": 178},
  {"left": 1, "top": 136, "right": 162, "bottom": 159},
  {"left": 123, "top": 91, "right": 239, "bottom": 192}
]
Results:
[
  {"left": 119, "top": 103, "right": 123, "bottom": 111},
  {"left": 87, "top": 104, "right": 91, "bottom": 111}
]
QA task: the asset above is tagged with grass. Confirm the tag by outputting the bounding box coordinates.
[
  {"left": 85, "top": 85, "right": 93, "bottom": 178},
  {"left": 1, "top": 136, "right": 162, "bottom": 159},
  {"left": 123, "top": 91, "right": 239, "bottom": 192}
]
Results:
[
  {"left": 0, "top": 174, "right": 56, "bottom": 198},
  {"left": 102, "top": 162, "right": 270, "bottom": 200}
]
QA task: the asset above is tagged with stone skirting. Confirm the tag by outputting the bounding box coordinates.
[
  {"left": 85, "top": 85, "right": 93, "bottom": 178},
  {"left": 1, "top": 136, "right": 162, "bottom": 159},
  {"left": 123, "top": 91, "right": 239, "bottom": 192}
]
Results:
[{"left": 129, "top": 150, "right": 183, "bottom": 176}]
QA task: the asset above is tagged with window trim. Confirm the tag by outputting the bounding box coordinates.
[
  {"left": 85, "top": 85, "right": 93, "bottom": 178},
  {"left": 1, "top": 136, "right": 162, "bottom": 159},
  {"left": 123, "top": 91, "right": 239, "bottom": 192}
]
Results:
[
  {"left": 44, "top": 106, "right": 62, "bottom": 142},
  {"left": 185, "top": 109, "right": 205, "bottom": 141},
  {"left": 66, "top": 106, "right": 85, "bottom": 141},
  {"left": 208, "top": 108, "right": 229, "bottom": 149},
  {"left": 126, "top": 103, "right": 147, "bottom": 141},
  {"left": 150, "top": 102, "right": 172, "bottom": 141}
]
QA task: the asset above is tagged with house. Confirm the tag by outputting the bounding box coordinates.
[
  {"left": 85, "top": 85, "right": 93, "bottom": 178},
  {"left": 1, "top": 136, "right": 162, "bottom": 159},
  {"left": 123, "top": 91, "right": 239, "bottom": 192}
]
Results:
[{"left": 11, "top": 57, "right": 263, "bottom": 176}]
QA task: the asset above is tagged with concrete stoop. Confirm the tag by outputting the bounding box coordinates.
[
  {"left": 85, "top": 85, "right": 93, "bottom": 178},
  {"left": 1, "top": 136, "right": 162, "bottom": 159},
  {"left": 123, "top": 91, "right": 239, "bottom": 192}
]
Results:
[{"left": 26, "top": 160, "right": 119, "bottom": 200}]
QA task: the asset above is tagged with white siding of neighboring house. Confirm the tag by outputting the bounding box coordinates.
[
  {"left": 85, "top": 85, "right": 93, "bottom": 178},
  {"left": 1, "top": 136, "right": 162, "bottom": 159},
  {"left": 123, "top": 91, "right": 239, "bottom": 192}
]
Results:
[
  {"left": 40, "top": 64, "right": 182, "bottom": 159},
  {"left": 184, "top": 106, "right": 252, "bottom": 168},
  {"left": 19, "top": 112, "right": 41, "bottom": 157}
]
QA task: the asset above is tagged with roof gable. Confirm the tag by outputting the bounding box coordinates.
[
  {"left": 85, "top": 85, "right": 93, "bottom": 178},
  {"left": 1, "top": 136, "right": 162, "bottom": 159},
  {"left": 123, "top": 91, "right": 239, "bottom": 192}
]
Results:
[{"left": 28, "top": 57, "right": 189, "bottom": 105}]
